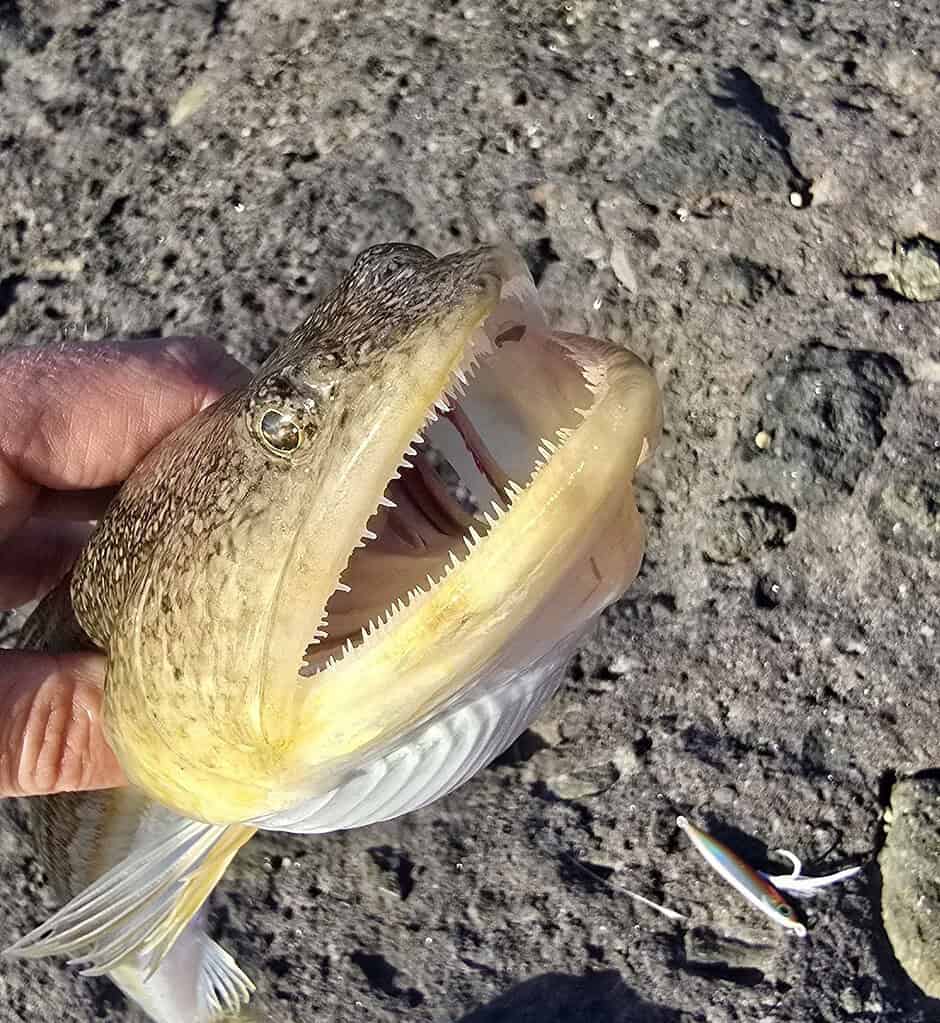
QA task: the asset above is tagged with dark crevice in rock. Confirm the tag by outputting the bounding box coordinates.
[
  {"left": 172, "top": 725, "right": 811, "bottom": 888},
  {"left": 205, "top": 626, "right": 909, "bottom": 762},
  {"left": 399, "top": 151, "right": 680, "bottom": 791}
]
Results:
[
  {"left": 680, "top": 960, "right": 766, "bottom": 986},
  {"left": 524, "top": 236, "right": 559, "bottom": 285},
  {"left": 367, "top": 846, "right": 416, "bottom": 900},
  {"left": 711, "top": 67, "right": 809, "bottom": 194},
  {"left": 99, "top": 194, "right": 130, "bottom": 232},
  {"left": 0, "top": 274, "right": 26, "bottom": 319},
  {"left": 455, "top": 970, "right": 682, "bottom": 1022},
  {"left": 0, "top": 0, "right": 23, "bottom": 32},
  {"left": 489, "top": 728, "right": 550, "bottom": 768},
  {"left": 350, "top": 951, "right": 425, "bottom": 1006},
  {"left": 211, "top": 0, "right": 230, "bottom": 37}
]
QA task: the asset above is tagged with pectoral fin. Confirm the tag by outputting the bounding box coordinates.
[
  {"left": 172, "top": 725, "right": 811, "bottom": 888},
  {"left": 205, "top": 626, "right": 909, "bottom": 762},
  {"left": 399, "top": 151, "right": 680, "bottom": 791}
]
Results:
[
  {"left": 253, "top": 632, "right": 579, "bottom": 833},
  {"left": 5, "top": 818, "right": 255, "bottom": 978}
]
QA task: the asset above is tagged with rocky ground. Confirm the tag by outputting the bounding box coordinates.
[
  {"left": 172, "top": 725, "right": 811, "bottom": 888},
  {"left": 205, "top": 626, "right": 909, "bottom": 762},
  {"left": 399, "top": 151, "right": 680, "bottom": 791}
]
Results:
[{"left": 1, "top": 1, "right": 939, "bottom": 1021}]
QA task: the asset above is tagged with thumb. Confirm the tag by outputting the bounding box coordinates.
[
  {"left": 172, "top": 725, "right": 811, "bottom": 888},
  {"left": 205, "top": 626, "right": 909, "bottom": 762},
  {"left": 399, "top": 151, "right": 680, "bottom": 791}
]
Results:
[{"left": 0, "top": 650, "right": 125, "bottom": 796}]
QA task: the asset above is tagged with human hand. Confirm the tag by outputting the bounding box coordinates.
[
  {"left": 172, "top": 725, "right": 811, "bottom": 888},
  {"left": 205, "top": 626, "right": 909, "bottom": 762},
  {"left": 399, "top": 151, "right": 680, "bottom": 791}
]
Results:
[{"left": 0, "top": 337, "right": 248, "bottom": 797}]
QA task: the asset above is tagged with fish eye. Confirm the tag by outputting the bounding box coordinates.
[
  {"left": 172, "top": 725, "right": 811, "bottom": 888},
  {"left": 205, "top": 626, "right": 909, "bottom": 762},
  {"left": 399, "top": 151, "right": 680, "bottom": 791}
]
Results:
[
  {"left": 776, "top": 904, "right": 793, "bottom": 918},
  {"left": 259, "top": 408, "right": 302, "bottom": 454}
]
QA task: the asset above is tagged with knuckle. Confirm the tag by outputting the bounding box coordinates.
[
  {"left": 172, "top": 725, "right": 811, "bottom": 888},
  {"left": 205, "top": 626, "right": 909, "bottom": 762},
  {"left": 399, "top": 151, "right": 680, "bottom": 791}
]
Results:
[{"left": 13, "top": 671, "right": 90, "bottom": 796}]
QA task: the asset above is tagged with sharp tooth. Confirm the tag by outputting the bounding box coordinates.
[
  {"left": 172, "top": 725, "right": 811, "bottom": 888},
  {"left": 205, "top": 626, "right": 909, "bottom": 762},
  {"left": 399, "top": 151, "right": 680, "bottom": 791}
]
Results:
[
  {"left": 435, "top": 397, "right": 451, "bottom": 413},
  {"left": 574, "top": 406, "right": 591, "bottom": 418},
  {"left": 426, "top": 573, "right": 437, "bottom": 588},
  {"left": 556, "top": 427, "right": 574, "bottom": 441},
  {"left": 448, "top": 550, "right": 461, "bottom": 569},
  {"left": 342, "top": 639, "right": 354, "bottom": 655},
  {"left": 336, "top": 582, "right": 351, "bottom": 593},
  {"left": 378, "top": 495, "right": 397, "bottom": 508},
  {"left": 482, "top": 511, "right": 496, "bottom": 527},
  {"left": 326, "top": 656, "right": 337, "bottom": 670}
]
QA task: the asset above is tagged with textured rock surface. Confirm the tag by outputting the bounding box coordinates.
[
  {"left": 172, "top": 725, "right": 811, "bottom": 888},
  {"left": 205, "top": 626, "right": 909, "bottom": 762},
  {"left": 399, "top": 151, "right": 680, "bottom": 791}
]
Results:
[
  {"left": 880, "top": 777, "right": 940, "bottom": 1000},
  {"left": 1, "top": 1, "right": 939, "bottom": 1021}
]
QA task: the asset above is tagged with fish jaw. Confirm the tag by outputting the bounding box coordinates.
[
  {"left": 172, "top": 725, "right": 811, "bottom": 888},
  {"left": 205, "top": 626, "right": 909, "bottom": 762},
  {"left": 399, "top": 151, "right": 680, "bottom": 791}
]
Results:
[
  {"left": 78, "top": 244, "right": 660, "bottom": 824},
  {"left": 284, "top": 329, "right": 660, "bottom": 789}
]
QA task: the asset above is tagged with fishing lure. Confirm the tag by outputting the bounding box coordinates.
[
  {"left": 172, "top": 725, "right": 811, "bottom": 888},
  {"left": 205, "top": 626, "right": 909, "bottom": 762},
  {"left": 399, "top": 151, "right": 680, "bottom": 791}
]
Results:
[
  {"left": 676, "top": 816, "right": 808, "bottom": 937},
  {"left": 763, "top": 849, "right": 863, "bottom": 894}
]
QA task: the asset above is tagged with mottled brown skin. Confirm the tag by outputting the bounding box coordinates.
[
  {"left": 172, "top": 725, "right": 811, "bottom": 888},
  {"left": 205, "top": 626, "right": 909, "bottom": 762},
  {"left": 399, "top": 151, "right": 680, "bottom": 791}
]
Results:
[{"left": 73, "top": 244, "right": 499, "bottom": 650}]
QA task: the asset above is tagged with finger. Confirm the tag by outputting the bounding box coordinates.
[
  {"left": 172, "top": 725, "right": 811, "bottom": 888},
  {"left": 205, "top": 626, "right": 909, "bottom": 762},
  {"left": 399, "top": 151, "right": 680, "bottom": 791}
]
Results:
[
  {"left": 0, "top": 336, "right": 250, "bottom": 540},
  {"left": 0, "top": 650, "right": 125, "bottom": 797},
  {"left": 0, "top": 520, "right": 94, "bottom": 610}
]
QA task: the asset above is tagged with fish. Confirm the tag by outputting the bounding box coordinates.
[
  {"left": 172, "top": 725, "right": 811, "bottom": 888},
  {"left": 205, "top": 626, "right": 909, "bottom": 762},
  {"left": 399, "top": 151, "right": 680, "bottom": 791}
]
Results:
[
  {"left": 5, "top": 242, "right": 662, "bottom": 1021},
  {"left": 676, "top": 816, "right": 807, "bottom": 937}
]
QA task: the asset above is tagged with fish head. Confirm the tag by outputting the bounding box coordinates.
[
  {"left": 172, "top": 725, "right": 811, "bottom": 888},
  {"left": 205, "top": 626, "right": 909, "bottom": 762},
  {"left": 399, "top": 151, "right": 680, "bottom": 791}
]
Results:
[{"left": 72, "top": 243, "right": 661, "bottom": 822}]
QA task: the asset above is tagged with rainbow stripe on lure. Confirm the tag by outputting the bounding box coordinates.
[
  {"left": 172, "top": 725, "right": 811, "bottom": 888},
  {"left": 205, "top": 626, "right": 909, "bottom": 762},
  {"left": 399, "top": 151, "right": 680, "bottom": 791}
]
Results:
[{"left": 676, "top": 816, "right": 808, "bottom": 937}]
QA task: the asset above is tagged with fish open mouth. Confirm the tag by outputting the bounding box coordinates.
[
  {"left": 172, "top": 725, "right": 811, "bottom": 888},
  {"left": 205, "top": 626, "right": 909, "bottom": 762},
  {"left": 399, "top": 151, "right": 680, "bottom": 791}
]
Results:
[{"left": 301, "top": 265, "right": 653, "bottom": 678}]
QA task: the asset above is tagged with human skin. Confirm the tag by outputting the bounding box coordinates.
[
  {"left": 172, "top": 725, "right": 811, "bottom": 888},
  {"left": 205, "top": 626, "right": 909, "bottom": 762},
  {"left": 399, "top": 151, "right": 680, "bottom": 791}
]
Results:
[{"left": 0, "top": 337, "right": 247, "bottom": 797}]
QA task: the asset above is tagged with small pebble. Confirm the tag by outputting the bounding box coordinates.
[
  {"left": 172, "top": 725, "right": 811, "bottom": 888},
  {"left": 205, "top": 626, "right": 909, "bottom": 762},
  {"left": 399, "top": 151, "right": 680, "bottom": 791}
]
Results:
[
  {"left": 713, "top": 785, "right": 737, "bottom": 806},
  {"left": 754, "top": 430, "right": 771, "bottom": 450},
  {"left": 608, "top": 654, "right": 642, "bottom": 676},
  {"left": 789, "top": 191, "right": 804, "bottom": 208}
]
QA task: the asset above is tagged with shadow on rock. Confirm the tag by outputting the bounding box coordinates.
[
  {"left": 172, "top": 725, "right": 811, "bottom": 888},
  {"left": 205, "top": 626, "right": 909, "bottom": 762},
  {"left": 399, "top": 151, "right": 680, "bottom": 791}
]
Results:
[{"left": 454, "top": 970, "right": 680, "bottom": 1023}]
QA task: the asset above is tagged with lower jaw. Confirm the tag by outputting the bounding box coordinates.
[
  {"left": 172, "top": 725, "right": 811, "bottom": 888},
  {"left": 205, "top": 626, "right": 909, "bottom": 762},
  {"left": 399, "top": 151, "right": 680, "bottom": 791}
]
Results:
[{"left": 290, "top": 345, "right": 656, "bottom": 756}]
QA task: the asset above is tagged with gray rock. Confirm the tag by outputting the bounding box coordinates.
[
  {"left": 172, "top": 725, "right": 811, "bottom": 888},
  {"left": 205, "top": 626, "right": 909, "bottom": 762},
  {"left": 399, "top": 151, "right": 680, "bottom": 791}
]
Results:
[
  {"left": 851, "top": 237, "right": 940, "bottom": 302},
  {"left": 2, "top": 1, "right": 940, "bottom": 1021},
  {"left": 880, "top": 776, "right": 940, "bottom": 998}
]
